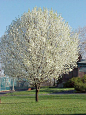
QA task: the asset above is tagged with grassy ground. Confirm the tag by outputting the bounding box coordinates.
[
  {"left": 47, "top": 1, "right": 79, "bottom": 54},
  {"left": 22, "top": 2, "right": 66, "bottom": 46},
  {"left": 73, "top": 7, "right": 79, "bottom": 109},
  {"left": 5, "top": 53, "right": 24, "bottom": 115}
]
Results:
[
  {"left": 0, "top": 88, "right": 86, "bottom": 115},
  {"left": 4, "top": 87, "right": 75, "bottom": 96}
]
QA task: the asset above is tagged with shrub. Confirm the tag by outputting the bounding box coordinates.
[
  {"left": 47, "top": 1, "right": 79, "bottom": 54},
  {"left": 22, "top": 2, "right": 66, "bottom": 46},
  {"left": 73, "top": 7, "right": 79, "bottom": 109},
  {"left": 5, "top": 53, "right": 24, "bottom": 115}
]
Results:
[
  {"left": 81, "top": 74, "right": 86, "bottom": 83},
  {"left": 74, "top": 82, "right": 86, "bottom": 93},
  {"left": 63, "top": 77, "right": 81, "bottom": 88},
  {"left": 63, "top": 79, "right": 74, "bottom": 88},
  {"left": 74, "top": 75, "right": 86, "bottom": 92},
  {"left": 64, "top": 74, "right": 86, "bottom": 93}
]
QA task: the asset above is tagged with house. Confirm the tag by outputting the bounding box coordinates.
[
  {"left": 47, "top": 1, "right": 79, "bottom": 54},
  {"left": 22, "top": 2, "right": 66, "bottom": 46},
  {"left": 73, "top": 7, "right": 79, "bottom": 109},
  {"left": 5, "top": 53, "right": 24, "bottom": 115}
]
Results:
[
  {"left": 61, "top": 55, "right": 82, "bottom": 83},
  {"left": 57, "top": 55, "right": 86, "bottom": 87},
  {"left": 41, "top": 54, "right": 86, "bottom": 87},
  {"left": 78, "top": 59, "right": 86, "bottom": 78}
]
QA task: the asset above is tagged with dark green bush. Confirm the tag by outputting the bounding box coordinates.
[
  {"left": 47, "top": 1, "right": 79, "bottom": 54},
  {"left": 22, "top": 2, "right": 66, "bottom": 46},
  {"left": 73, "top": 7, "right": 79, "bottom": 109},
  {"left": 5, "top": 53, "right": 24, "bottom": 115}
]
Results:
[
  {"left": 74, "top": 82, "right": 86, "bottom": 93},
  {"left": 74, "top": 74, "right": 86, "bottom": 92},
  {"left": 63, "top": 79, "right": 74, "bottom": 88},
  {"left": 81, "top": 74, "right": 86, "bottom": 83},
  {"left": 63, "top": 77, "right": 81, "bottom": 88},
  {"left": 63, "top": 74, "right": 86, "bottom": 93}
]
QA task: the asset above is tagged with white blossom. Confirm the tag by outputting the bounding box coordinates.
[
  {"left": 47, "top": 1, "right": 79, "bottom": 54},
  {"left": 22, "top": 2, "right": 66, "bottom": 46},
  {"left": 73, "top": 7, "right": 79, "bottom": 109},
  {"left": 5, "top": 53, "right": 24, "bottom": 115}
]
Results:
[{"left": 0, "top": 7, "right": 80, "bottom": 86}]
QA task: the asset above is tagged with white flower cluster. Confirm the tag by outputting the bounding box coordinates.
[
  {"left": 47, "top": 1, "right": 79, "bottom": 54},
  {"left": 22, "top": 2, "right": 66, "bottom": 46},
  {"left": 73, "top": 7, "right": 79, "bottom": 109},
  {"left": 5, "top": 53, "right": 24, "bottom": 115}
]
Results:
[{"left": 0, "top": 7, "right": 80, "bottom": 85}]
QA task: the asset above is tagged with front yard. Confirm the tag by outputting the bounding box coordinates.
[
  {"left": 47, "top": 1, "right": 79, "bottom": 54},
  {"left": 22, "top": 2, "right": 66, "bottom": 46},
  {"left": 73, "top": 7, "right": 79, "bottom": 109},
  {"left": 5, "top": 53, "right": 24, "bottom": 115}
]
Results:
[{"left": 0, "top": 88, "right": 86, "bottom": 114}]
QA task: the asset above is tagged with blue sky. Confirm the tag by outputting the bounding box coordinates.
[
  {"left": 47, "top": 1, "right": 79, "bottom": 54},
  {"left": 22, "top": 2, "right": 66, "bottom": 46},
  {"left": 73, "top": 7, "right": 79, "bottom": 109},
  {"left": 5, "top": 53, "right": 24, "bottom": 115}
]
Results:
[{"left": 0, "top": 0, "right": 86, "bottom": 37}]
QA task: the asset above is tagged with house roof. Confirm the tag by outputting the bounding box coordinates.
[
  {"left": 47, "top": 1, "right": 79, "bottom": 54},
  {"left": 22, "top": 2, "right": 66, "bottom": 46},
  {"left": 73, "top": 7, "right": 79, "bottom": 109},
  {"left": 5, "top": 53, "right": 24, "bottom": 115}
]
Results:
[
  {"left": 77, "top": 59, "right": 86, "bottom": 68},
  {"left": 78, "top": 59, "right": 86, "bottom": 64}
]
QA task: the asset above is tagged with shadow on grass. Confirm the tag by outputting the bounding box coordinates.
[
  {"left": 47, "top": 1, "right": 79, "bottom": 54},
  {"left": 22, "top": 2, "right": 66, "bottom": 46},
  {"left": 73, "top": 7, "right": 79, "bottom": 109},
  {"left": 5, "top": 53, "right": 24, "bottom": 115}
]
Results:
[
  {"left": 40, "top": 90, "right": 75, "bottom": 95},
  {"left": 39, "top": 94, "right": 86, "bottom": 100}
]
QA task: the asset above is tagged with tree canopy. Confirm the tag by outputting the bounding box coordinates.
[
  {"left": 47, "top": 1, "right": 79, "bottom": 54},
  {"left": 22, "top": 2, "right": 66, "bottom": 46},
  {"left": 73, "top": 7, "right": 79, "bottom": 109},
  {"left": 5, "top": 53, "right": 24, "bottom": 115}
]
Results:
[{"left": 0, "top": 7, "right": 80, "bottom": 101}]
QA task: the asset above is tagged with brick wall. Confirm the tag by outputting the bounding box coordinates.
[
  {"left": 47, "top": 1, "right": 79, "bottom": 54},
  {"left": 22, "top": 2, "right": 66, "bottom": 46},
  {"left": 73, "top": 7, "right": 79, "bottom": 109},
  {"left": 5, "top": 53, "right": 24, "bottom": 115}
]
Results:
[{"left": 62, "top": 67, "right": 78, "bottom": 82}]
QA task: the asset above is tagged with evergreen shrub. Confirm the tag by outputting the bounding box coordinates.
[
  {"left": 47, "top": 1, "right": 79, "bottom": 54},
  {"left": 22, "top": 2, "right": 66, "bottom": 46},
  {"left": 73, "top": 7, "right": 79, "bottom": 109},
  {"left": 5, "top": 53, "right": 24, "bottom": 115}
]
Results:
[{"left": 64, "top": 74, "right": 86, "bottom": 93}]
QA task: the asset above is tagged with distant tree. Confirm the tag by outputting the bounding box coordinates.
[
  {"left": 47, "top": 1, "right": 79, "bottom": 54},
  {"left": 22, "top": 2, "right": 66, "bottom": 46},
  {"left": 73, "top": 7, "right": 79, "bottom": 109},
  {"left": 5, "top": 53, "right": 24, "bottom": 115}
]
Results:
[
  {"left": 76, "top": 26, "right": 86, "bottom": 59},
  {"left": 0, "top": 35, "right": 25, "bottom": 91},
  {"left": 0, "top": 7, "right": 79, "bottom": 102}
]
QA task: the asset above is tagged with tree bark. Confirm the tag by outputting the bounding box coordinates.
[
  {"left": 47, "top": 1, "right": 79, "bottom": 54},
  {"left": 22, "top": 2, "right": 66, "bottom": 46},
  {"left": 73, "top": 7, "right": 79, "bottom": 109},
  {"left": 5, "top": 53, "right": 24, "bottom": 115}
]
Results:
[
  {"left": 53, "top": 78, "right": 55, "bottom": 86},
  {"left": 35, "top": 84, "right": 40, "bottom": 102},
  {"left": 17, "top": 76, "right": 19, "bottom": 87},
  {"left": 12, "top": 78, "right": 15, "bottom": 91}
]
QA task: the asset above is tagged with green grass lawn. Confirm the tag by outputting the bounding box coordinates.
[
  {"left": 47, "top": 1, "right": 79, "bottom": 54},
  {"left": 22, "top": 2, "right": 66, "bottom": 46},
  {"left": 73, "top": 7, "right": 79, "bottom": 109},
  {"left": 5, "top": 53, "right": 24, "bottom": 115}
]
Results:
[
  {"left": 0, "top": 88, "right": 86, "bottom": 115},
  {"left": 4, "top": 87, "right": 75, "bottom": 96}
]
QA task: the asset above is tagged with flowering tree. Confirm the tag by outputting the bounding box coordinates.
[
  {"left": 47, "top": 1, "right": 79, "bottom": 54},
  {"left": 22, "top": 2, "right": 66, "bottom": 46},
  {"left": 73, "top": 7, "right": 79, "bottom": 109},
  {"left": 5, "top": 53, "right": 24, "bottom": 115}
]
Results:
[{"left": 0, "top": 7, "right": 79, "bottom": 102}]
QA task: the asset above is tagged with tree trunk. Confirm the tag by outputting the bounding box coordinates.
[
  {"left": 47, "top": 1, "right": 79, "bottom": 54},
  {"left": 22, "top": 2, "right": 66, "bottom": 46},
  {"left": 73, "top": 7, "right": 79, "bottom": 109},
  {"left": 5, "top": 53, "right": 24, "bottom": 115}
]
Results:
[
  {"left": 35, "top": 84, "right": 40, "bottom": 102},
  {"left": 53, "top": 78, "right": 55, "bottom": 86},
  {"left": 17, "top": 76, "right": 19, "bottom": 87},
  {"left": 12, "top": 78, "right": 15, "bottom": 91}
]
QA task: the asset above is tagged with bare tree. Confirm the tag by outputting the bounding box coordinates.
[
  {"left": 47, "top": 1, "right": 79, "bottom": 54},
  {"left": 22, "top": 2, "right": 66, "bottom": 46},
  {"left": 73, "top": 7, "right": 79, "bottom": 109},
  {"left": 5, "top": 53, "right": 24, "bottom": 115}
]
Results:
[{"left": 76, "top": 26, "right": 86, "bottom": 59}]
